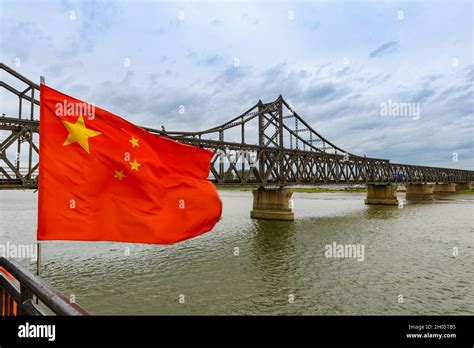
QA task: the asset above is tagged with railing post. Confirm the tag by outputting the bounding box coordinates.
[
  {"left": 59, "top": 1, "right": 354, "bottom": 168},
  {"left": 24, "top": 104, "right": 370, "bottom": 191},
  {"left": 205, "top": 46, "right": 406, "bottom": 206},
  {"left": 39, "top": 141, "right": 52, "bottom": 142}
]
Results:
[
  {"left": 0, "top": 287, "right": 3, "bottom": 315},
  {"left": 19, "top": 283, "right": 33, "bottom": 315}
]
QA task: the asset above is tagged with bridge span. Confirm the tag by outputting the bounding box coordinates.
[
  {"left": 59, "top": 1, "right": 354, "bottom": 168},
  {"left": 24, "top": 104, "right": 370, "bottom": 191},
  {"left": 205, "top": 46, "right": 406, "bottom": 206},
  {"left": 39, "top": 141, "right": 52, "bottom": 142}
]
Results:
[{"left": 1, "top": 63, "right": 473, "bottom": 220}]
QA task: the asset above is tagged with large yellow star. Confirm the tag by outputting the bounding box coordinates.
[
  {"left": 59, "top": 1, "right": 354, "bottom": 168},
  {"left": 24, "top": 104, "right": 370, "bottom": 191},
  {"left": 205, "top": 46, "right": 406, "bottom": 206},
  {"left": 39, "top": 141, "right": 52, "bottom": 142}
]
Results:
[
  {"left": 129, "top": 159, "right": 141, "bottom": 171},
  {"left": 61, "top": 115, "right": 102, "bottom": 153},
  {"left": 129, "top": 136, "right": 139, "bottom": 148}
]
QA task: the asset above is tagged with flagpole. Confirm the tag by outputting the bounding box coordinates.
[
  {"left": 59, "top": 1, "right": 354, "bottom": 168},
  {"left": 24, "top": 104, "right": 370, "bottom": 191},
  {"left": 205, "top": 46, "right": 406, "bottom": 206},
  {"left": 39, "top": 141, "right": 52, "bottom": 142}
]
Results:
[
  {"left": 37, "top": 74, "right": 44, "bottom": 278},
  {"left": 36, "top": 242, "right": 42, "bottom": 276}
]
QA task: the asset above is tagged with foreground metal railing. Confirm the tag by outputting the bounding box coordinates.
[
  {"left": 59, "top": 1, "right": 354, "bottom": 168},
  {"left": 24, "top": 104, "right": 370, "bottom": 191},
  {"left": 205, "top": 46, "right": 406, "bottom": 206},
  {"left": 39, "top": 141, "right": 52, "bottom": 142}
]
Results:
[{"left": 0, "top": 257, "right": 89, "bottom": 316}]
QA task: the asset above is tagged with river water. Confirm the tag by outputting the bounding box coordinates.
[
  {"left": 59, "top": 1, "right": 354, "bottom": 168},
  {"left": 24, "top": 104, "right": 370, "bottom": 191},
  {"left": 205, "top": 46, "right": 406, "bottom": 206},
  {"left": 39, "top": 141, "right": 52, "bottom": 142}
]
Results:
[{"left": 0, "top": 189, "right": 473, "bottom": 315}]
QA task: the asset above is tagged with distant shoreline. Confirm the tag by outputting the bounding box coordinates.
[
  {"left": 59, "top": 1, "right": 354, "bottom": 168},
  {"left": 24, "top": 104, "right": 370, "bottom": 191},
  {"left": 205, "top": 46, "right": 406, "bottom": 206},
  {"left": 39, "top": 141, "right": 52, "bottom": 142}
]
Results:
[
  {"left": 216, "top": 185, "right": 366, "bottom": 192},
  {"left": 216, "top": 185, "right": 474, "bottom": 194}
]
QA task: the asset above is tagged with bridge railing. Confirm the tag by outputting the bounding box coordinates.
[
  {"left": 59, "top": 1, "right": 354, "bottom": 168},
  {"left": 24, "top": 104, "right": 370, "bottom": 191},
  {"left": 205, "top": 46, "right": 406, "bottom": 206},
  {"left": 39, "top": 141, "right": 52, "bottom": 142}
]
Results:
[
  {"left": 0, "top": 166, "right": 38, "bottom": 180},
  {"left": 1, "top": 63, "right": 40, "bottom": 189},
  {"left": 0, "top": 257, "right": 89, "bottom": 316},
  {"left": 1, "top": 63, "right": 473, "bottom": 188},
  {"left": 169, "top": 136, "right": 474, "bottom": 185}
]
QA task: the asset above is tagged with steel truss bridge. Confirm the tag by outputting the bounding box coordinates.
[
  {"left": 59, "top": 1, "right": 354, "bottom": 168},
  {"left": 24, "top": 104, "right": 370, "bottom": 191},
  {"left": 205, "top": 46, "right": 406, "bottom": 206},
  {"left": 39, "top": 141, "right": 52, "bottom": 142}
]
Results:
[{"left": 1, "top": 63, "right": 473, "bottom": 190}]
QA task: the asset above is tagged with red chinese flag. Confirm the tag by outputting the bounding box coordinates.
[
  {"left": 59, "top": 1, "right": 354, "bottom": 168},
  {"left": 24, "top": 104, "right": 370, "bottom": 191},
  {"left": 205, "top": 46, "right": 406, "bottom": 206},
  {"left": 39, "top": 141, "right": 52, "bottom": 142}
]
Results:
[{"left": 38, "top": 84, "right": 222, "bottom": 244}]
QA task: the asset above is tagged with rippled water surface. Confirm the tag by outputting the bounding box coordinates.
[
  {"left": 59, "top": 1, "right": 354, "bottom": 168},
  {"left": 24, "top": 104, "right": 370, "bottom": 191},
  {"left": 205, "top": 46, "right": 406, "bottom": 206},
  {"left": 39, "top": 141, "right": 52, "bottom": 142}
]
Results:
[{"left": 1, "top": 190, "right": 473, "bottom": 315}]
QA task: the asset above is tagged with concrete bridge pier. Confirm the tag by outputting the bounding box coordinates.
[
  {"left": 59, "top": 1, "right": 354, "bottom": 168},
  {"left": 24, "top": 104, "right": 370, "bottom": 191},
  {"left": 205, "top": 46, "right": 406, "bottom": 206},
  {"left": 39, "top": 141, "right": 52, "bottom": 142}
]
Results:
[
  {"left": 250, "top": 187, "right": 294, "bottom": 221},
  {"left": 364, "top": 184, "right": 398, "bottom": 205},
  {"left": 405, "top": 183, "right": 434, "bottom": 201},
  {"left": 456, "top": 182, "right": 472, "bottom": 191},
  {"left": 434, "top": 183, "right": 456, "bottom": 193}
]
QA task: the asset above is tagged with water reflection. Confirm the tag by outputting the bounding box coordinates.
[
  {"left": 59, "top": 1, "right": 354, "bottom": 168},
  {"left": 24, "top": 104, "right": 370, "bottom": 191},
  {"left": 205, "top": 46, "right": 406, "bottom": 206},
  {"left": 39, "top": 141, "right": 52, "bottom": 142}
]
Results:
[
  {"left": 250, "top": 220, "right": 296, "bottom": 273},
  {"left": 364, "top": 205, "right": 399, "bottom": 219},
  {"left": 247, "top": 219, "right": 298, "bottom": 311},
  {"left": 1, "top": 190, "right": 472, "bottom": 315}
]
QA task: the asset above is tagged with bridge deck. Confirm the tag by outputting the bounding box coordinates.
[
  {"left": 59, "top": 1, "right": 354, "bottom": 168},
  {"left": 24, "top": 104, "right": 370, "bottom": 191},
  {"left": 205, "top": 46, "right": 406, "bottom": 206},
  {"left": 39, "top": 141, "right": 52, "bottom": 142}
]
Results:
[{"left": 1, "top": 63, "right": 473, "bottom": 190}]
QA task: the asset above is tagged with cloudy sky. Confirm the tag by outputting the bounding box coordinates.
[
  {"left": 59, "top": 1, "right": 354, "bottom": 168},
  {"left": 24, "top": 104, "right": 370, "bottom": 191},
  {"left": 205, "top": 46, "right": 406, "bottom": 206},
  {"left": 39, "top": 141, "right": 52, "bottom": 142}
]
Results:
[{"left": 1, "top": 0, "right": 473, "bottom": 169}]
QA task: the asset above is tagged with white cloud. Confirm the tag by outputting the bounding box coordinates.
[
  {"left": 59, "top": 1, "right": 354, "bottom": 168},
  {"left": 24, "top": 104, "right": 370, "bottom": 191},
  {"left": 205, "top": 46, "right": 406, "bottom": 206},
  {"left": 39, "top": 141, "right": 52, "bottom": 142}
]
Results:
[{"left": 1, "top": 0, "right": 472, "bottom": 169}]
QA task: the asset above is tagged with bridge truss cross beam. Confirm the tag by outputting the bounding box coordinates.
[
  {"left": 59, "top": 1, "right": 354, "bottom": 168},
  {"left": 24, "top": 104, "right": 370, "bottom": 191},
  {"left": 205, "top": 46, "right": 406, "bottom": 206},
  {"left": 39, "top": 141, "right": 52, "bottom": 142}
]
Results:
[{"left": 1, "top": 63, "right": 473, "bottom": 191}]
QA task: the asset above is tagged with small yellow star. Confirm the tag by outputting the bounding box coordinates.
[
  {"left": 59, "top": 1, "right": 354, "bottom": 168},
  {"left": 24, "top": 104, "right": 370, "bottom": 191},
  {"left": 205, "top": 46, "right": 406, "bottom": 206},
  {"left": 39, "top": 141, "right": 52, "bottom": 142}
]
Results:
[
  {"left": 129, "top": 159, "right": 141, "bottom": 171},
  {"left": 114, "top": 170, "right": 126, "bottom": 180},
  {"left": 129, "top": 136, "right": 139, "bottom": 148}
]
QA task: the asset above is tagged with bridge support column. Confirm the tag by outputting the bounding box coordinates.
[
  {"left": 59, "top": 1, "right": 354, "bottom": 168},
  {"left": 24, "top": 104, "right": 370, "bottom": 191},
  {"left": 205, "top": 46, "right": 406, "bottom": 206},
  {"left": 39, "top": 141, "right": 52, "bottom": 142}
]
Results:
[
  {"left": 364, "top": 184, "right": 398, "bottom": 205},
  {"left": 405, "top": 183, "right": 434, "bottom": 201},
  {"left": 434, "top": 183, "right": 456, "bottom": 193},
  {"left": 455, "top": 182, "right": 472, "bottom": 191},
  {"left": 250, "top": 187, "right": 294, "bottom": 221}
]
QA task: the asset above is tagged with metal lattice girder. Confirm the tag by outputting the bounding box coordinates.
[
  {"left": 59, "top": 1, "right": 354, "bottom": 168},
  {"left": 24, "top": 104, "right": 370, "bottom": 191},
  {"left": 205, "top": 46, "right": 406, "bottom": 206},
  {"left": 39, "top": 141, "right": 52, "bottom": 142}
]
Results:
[{"left": 1, "top": 63, "right": 473, "bottom": 189}]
